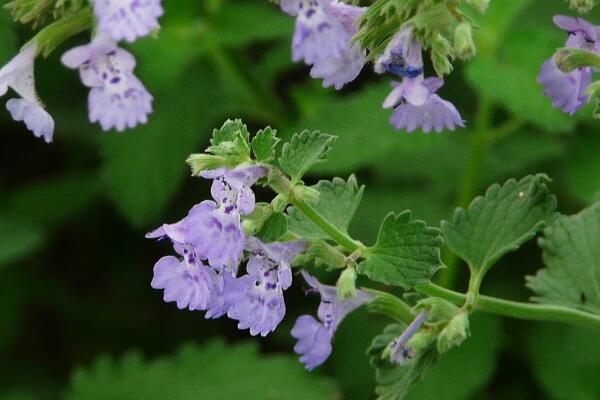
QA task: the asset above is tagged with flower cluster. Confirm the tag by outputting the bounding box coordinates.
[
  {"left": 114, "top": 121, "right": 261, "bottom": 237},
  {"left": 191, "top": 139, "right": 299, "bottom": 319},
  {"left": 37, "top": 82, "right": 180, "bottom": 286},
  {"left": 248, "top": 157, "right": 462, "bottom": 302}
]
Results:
[
  {"left": 92, "top": 0, "right": 164, "bottom": 43},
  {"left": 538, "top": 16, "right": 600, "bottom": 115},
  {"left": 147, "top": 159, "right": 373, "bottom": 368},
  {"left": 279, "top": 1, "right": 464, "bottom": 133}
]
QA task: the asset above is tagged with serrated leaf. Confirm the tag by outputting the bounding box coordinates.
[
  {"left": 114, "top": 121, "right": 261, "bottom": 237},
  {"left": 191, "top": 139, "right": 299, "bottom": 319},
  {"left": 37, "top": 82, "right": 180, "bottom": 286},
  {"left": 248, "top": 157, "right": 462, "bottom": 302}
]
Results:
[
  {"left": 526, "top": 202, "right": 600, "bottom": 315},
  {"left": 528, "top": 323, "right": 600, "bottom": 400},
  {"left": 357, "top": 211, "right": 444, "bottom": 289},
  {"left": 65, "top": 340, "right": 337, "bottom": 400},
  {"left": 256, "top": 212, "right": 288, "bottom": 242},
  {"left": 287, "top": 176, "right": 364, "bottom": 241},
  {"left": 279, "top": 130, "right": 336, "bottom": 182},
  {"left": 442, "top": 175, "right": 557, "bottom": 276},
  {"left": 252, "top": 127, "right": 280, "bottom": 162},
  {"left": 210, "top": 119, "right": 249, "bottom": 147}
]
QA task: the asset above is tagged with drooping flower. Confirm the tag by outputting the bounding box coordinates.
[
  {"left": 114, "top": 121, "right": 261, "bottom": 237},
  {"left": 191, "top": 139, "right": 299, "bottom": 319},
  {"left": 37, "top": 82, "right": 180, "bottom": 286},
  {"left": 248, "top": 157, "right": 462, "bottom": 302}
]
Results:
[
  {"left": 228, "top": 238, "right": 306, "bottom": 336},
  {"left": 93, "top": 0, "right": 164, "bottom": 43},
  {"left": 308, "top": 1, "right": 367, "bottom": 90},
  {"left": 374, "top": 26, "right": 424, "bottom": 78},
  {"left": 291, "top": 271, "right": 372, "bottom": 370},
  {"left": 0, "top": 45, "right": 54, "bottom": 142},
  {"left": 281, "top": 0, "right": 349, "bottom": 65},
  {"left": 389, "top": 310, "right": 429, "bottom": 366},
  {"left": 151, "top": 244, "right": 217, "bottom": 311},
  {"left": 61, "top": 33, "right": 153, "bottom": 132},
  {"left": 537, "top": 16, "right": 600, "bottom": 115},
  {"left": 384, "top": 77, "right": 464, "bottom": 133}
]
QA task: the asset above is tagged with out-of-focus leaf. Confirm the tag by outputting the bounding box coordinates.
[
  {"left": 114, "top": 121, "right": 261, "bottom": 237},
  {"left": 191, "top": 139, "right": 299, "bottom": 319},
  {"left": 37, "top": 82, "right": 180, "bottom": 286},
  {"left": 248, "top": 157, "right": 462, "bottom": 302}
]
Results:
[
  {"left": 466, "top": 23, "right": 574, "bottom": 132},
  {"left": 442, "top": 175, "right": 557, "bottom": 276},
  {"left": 564, "top": 129, "right": 600, "bottom": 204},
  {"left": 527, "top": 202, "right": 600, "bottom": 315},
  {"left": 0, "top": 13, "right": 18, "bottom": 64},
  {"left": 288, "top": 176, "right": 364, "bottom": 240},
  {"left": 0, "top": 269, "right": 26, "bottom": 352},
  {"left": 357, "top": 211, "right": 444, "bottom": 289},
  {"left": 101, "top": 65, "right": 230, "bottom": 227},
  {"left": 0, "top": 216, "right": 45, "bottom": 268},
  {"left": 405, "top": 315, "right": 501, "bottom": 400},
  {"left": 285, "top": 83, "right": 460, "bottom": 175},
  {"left": 528, "top": 323, "right": 600, "bottom": 400},
  {"left": 0, "top": 390, "right": 35, "bottom": 400},
  {"left": 65, "top": 340, "right": 338, "bottom": 400},
  {"left": 2, "top": 173, "right": 99, "bottom": 228}
]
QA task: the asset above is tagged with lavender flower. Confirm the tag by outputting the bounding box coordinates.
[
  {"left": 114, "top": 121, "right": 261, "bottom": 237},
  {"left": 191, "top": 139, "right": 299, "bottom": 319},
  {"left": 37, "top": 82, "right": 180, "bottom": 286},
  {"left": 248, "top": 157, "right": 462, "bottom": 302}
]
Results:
[
  {"left": 228, "top": 238, "right": 306, "bottom": 336},
  {"left": 537, "top": 16, "right": 600, "bottom": 115},
  {"left": 389, "top": 310, "right": 429, "bottom": 365},
  {"left": 200, "top": 165, "right": 267, "bottom": 216},
  {"left": 93, "top": 0, "right": 164, "bottom": 43},
  {"left": 61, "top": 34, "right": 153, "bottom": 132},
  {"left": 384, "top": 77, "right": 464, "bottom": 133},
  {"left": 291, "top": 271, "right": 372, "bottom": 370},
  {"left": 374, "top": 26, "right": 424, "bottom": 78},
  {"left": 151, "top": 244, "right": 216, "bottom": 311},
  {"left": 0, "top": 45, "right": 54, "bottom": 142},
  {"left": 309, "top": 2, "right": 366, "bottom": 90},
  {"left": 281, "top": 0, "right": 349, "bottom": 65}
]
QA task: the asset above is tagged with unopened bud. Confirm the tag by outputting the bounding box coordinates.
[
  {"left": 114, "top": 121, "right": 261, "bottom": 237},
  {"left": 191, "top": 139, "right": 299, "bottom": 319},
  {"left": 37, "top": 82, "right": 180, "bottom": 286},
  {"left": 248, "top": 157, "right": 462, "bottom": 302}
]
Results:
[
  {"left": 431, "top": 33, "right": 454, "bottom": 76},
  {"left": 554, "top": 47, "right": 600, "bottom": 73},
  {"left": 271, "top": 193, "right": 290, "bottom": 213},
  {"left": 437, "top": 311, "right": 470, "bottom": 354},
  {"left": 337, "top": 267, "right": 357, "bottom": 299},
  {"left": 186, "top": 154, "right": 226, "bottom": 176},
  {"left": 454, "top": 23, "right": 476, "bottom": 60},
  {"left": 568, "top": 0, "right": 595, "bottom": 13},
  {"left": 293, "top": 184, "right": 320, "bottom": 203},
  {"left": 465, "top": 0, "right": 490, "bottom": 13}
]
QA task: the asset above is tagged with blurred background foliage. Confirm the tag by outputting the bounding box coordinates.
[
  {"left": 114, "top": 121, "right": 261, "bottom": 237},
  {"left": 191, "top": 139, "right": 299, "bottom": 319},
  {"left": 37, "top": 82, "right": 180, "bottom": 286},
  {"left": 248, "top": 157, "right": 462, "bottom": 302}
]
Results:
[{"left": 1, "top": 0, "right": 600, "bottom": 399}]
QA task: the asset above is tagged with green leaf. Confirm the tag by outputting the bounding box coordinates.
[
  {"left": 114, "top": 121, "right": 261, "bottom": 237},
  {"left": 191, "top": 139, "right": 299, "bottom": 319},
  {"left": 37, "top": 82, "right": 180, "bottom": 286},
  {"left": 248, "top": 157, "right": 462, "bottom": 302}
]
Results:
[
  {"left": 205, "top": 119, "right": 251, "bottom": 163},
  {"left": 256, "top": 212, "right": 288, "bottom": 242},
  {"left": 101, "top": 65, "right": 230, "bottom": 226},
  {"left": 251, "top": 126, "right": 280, "bottom": 162},
  {"left": 442, "top": 175, "right": 557, "bottom": 276},
  {"left": 279, "top": 130, "right": 336, "bottom": 182},
  {"left": 357, "top": 211, "right": 444, "bottom": 289},
  {"left": 65, "top": 340, "right": 338, "bottom": 400},
  {"left": 287, "top": 176, "right": 364, "bottom": 241},
  {"left": 527, "top": 202, "right": 600, "bottom": 315},
  {"left": 210, "top": 119, "right": 249, "bottom": 147},
  {"left": 528, "top": 323, "right": 600, "bottom": 400},
  {"left": 0, "top": 216, "right": 45, "bottom": 269}
]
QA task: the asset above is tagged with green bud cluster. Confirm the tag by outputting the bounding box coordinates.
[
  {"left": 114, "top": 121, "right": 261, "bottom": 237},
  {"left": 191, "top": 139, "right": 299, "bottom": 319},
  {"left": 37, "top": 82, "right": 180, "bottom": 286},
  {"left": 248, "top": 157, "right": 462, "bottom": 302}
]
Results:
[
  {"left": 567, "top": 0, "right": 595, "bottom": 13},
  {"left": 437, "top": 311, "right": 470, "bottom": 354}
]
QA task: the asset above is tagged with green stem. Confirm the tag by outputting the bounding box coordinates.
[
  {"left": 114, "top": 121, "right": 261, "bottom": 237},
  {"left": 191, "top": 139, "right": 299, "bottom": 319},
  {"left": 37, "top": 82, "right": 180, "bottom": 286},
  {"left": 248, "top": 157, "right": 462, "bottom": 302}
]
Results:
[
  {"left": 417, "top": 283, "right": 600, "bottom": 331},
  {"left": 366, "top": 289, "right": 415, "bottom": 324},
  {"left": 291, "top": 199, "right": 365, "bottom": 253}
]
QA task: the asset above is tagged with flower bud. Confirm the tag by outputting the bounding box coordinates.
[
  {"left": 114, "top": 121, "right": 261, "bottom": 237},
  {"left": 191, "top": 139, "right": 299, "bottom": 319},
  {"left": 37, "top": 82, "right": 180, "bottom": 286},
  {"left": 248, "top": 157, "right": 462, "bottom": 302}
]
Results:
[
  {"left": 437, "top": 311, "right": 470, "bottom": 354},
  {"left": 454, "top": 23, "right": 476, "bottom": 60},
  {"left": 293, "top": 184, "right": 321, "bottom": 203},
  {"left": 554, "top": 48, "right": 600, "bottom": 74},
  {"left": 431, "top": 33, "right": 454, "bottom": 76},
  {"left": 465, "top": 0, "right": 490, "bottom": 13},
  {"left": 271, "top": 193, "right": 290, "bottom": 213},
  {"left": 568, "top": 0, "right": 595, "bottom": 13},
  {"left": 337, "top": 267, "right": 358, "bottom": 299},
  {"left": 186, "top": 154, "right": 226, "bottom": 176}
]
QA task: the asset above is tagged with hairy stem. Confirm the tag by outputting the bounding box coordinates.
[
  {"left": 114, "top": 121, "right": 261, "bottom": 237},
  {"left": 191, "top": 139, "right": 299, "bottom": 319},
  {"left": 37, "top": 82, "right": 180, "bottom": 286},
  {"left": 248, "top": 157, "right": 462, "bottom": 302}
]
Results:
[{"left": 417, "top": 283, "right": 600, "bottom": 331}]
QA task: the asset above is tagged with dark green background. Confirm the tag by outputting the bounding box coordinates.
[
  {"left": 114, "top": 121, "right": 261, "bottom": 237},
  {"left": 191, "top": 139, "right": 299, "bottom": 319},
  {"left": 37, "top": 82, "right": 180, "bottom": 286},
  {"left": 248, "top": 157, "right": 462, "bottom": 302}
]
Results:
[{"left": 1, "top": 0, "right": 599, "bottom": 398}]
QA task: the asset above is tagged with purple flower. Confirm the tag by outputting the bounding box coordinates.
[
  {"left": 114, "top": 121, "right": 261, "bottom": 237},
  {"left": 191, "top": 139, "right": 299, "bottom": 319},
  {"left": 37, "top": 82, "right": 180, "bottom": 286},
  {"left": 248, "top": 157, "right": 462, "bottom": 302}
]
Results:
[
  {"left": 291, "top": 271, "right": 372, "bottom": 370},
  {"left": 93, "top": 0, "right": 164, "bottom": 43},
  {"left": 389, "top": 310, "right": 429, "bottom": 365},
  {"left": 228, "top": 238, "right": 306, "bottom": 336},
  {"left": 61, "top": 34, "right": 153, "bottom": 132},
  {"left": 374, "top": 26, "right": 424, "bottom": 78},
  {"left": 0, "top": 45, "right": 54, "bottom": 142},
  {"left": 147, "top": 200, "right": 245, "bottom": 272},
  {"left": 384, "top": 77, "right": 465, "bottom": 133},
  {"left": 537, "top": 16, "right": 600, "bottom": 115},
  {"left": 200, "top": 165, "right": 267, "bottom": 216},
  {"left": 281, "top": 0, "right": 349, "bottom": 65},
  {"left": 151, "top": 244, "right": 217, "bottom": 311}
]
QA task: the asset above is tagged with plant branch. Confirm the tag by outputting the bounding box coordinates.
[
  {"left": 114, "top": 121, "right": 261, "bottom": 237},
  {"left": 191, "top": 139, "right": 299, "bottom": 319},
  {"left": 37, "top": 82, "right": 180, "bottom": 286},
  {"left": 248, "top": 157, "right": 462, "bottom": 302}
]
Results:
[{"left": 417, "top": 283, "right": 600, "bottom": 331}]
